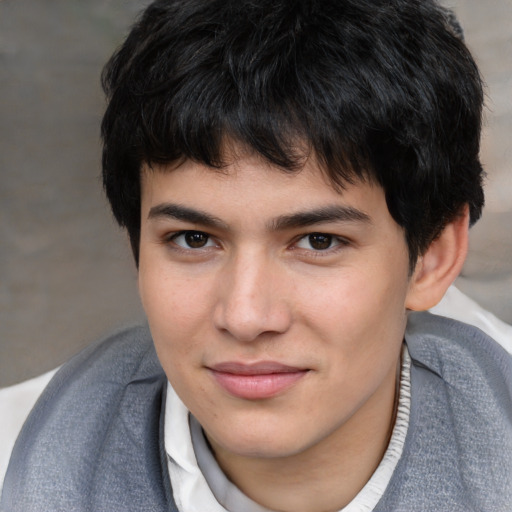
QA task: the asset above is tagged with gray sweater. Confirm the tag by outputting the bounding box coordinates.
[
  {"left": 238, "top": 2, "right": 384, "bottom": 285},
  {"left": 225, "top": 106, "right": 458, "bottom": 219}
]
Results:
[{"left": 1, "top": 313, "right": 511, "bottom": 511}]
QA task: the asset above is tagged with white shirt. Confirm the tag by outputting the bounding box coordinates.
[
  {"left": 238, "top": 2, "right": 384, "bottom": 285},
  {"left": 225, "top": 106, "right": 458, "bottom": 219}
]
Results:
[{"left": 1, "top": 285, "right": 511, "bottom": 508}]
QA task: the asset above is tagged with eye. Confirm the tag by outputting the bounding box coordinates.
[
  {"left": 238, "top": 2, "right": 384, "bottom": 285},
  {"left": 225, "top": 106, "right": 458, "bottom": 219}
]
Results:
[
  {"left": 170, "top": 231, "right": 216, "bottom": 249},
  {"left": 295, "top": 233, "right": 346, "bottom": 251}
]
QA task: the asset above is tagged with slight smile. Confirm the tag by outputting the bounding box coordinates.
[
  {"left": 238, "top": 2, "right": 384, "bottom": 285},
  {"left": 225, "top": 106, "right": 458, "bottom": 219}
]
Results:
[{"left": 208, "top": 362, "right": 310, "bottom": 400}]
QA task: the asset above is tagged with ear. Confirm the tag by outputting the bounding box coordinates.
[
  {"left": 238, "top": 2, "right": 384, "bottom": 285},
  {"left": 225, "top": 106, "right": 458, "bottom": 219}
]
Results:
[{"left": 405, "top": 206, "right": 469, "bottom": 311}]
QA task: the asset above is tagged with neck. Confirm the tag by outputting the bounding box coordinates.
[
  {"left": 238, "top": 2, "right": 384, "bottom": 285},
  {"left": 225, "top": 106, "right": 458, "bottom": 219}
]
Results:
[{"left": 207, "top": 355, "right": 401, "bottom": 512}]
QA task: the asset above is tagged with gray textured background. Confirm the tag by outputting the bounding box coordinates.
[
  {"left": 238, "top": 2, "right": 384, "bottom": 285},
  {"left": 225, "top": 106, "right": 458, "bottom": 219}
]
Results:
[{"left": 1, "top": 0, "right": 511, "bottom": 387}]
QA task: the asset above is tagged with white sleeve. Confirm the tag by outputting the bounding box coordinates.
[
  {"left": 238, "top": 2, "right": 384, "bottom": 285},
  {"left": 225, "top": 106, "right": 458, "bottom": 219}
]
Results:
[
  {"left": 0, "top": 368, "right": 58, "bottom": 494},
  {"left": 431, "top": 285, "right": 512, "bottom": 355}
]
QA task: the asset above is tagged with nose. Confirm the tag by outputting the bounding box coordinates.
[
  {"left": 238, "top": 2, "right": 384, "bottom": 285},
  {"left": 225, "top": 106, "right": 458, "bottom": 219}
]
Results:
[{"left": 213, "top": 250, "right": 292, "bottom": 342}]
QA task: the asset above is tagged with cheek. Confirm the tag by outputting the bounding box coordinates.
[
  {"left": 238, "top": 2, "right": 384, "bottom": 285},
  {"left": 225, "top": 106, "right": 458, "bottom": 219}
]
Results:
[
  {"left": 138, "top": 263, "right": 214, "bottom": 358},
  {"left": 298, "top": 263, "right": 409, "bottom": 355},
  {"left": 138, "top": 266, "right": 216, "bottom": 406}
]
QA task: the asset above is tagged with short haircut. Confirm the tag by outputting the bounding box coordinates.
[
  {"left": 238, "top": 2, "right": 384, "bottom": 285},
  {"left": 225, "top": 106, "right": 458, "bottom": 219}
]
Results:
[{"left": 101, "top": 0, "right": 485, "bottom": 269}]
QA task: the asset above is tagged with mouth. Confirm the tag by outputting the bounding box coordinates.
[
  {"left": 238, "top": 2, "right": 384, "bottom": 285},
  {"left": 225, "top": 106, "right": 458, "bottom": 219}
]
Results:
[{"left": 208, "top": 361, "right": 309, "bottom": 400}]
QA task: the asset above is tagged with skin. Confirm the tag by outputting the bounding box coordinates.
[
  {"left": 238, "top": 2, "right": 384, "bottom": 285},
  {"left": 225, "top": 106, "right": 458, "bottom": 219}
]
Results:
[{"left": 137, "top": 152, "right": 463, "bottom": 512}]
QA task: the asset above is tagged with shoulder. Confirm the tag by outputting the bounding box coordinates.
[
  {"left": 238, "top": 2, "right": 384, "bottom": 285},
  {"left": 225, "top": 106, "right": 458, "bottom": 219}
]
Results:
[
  {"left": 406, "top": 310, "right": 512, "bottom": 402},
  {"left": 406, "top": 311, "right": 512, "bottom": 443},
  {"left": 16, "top": 324, "right": 161, "bottom": 432},
  {"left": 0, "top": 369, "right": 58, "bottom": 494},
  {"left": 52, "top": 323, "right": 157, "bottom": 382},
  {"left": 0, "top": 325, "right": 160, "bottom": 497},
  {"left": 1, "top": 325, "right": 169, "bottom": 511},
  {"left": 17, "top": 324, "right": 162, "bottom": 419},
  {"left": 430, "top": 285, "right": 512, "bottom": 354},
  {"left": 382, "top": 312, "right": 512, "bottom": 511}
]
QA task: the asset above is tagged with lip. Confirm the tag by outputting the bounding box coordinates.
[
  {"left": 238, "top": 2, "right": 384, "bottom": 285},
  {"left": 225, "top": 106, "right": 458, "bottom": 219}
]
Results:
[{"left": 208, "top": 361, "right": 309, "bottom": 400}]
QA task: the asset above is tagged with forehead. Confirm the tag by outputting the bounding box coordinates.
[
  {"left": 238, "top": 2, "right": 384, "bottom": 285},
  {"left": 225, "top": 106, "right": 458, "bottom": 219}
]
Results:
[{"left": 142, "top": 153, "right": 378, "bottom": 207}]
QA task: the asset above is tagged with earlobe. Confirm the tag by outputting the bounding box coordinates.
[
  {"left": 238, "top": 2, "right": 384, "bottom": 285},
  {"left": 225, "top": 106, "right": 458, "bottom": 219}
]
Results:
[{"left": 405, "top": 206, "right": 469, "bottom": 311}]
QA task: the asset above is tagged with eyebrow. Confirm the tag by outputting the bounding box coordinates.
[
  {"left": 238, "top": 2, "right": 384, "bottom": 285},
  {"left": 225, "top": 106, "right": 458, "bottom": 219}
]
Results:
[
  {"left": 147, "top": 203, "right": 229, "bottom": 230},
  {"left": 148, "top": 203, "right": 371, "bottom": 231},
  {"left": 268, "top": 205, "right": 372, "bottom": 231}
]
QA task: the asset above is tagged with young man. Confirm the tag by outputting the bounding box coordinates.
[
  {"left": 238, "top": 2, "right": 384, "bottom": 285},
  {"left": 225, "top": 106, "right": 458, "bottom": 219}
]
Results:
[{"left": 1, "top": 0, "right": 511, "bottom": 510}]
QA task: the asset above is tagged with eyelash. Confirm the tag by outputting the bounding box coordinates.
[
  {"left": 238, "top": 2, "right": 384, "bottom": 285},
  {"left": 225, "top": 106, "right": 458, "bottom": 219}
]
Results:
[
  {"left": 163, "top": 230, "right": 351, "bottom": 257},
  {"left": 294, "top": 233, "right": 350, "bottom": 253},
  {"left": 165, "top": 230, "right": 219, "bottom": 251}
]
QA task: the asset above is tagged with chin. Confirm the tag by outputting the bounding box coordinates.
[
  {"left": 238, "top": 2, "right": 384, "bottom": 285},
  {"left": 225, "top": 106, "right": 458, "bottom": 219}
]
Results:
[{"left": 204, "top": 414, "right": 322, "bottom": 461}]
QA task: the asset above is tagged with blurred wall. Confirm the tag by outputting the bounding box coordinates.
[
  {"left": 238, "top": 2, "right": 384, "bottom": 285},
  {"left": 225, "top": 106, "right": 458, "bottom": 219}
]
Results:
[
  {"left": 0, "top": 0, "right": 511, "bottom": 387},
  {"left": 0, "top": 1, "right": 147, "bottom": 387}
]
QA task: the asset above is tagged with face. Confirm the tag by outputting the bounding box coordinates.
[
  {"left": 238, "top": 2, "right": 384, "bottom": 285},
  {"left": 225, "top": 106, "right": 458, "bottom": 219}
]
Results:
[{"left": 138, "top": 154, "right": 417, "bottom": 464}]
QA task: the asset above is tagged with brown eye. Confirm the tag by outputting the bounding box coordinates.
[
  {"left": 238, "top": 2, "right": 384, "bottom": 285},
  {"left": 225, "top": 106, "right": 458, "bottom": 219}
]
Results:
[
  {"left": 171, "top": 231, "right": 214, "bottom": 249},
  {"left": 184, "top": 231, "right": 209, "bottom": 248},
  {"left": 308, "top": 233, "right": 333, "bottom": 250},
  {"left": 296, "top": 232, "right": 343, "bottom": 252}
]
